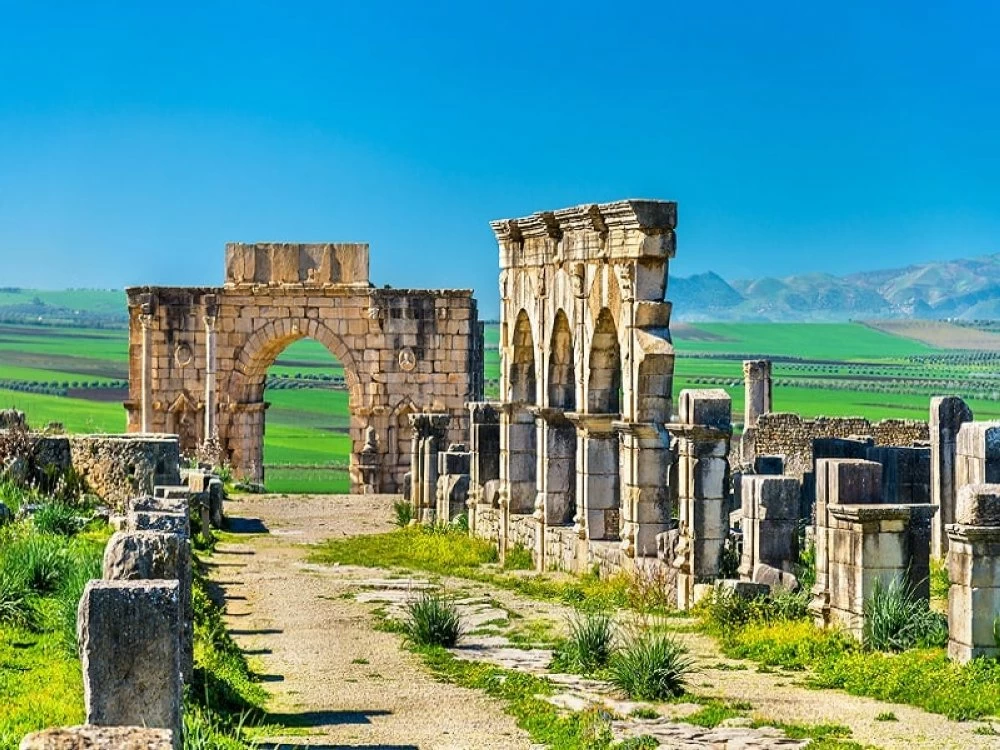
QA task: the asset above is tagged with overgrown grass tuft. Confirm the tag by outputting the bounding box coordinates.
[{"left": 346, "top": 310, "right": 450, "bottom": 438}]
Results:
[
  {"left": 32, "top": 501, "right": 86, "bottom": 537},
  {"left": 696, "top": 583, "right": 808, "bottom": 634},
  {"left": 552, "top": 612, "right": 616, "bottom": 674},
  {"left": 608, "top": 631, "right": 693, "bottom": 701},
  {"left": 392, "top": 499, "right": 413, "bottom": 528},
  {"left": 503, "top": 544, "right": 534, "bottom": 571},
  {"left": 862, "top": 576, "right": 947, "bottom": 652},
  {"left": 402, "top": 592, "right": 463, "bottom": 647}
]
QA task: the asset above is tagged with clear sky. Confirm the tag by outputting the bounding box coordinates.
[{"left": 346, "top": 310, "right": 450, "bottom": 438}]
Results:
[{"left": 1, "top": 1, "right": 998, "bottom": 317}]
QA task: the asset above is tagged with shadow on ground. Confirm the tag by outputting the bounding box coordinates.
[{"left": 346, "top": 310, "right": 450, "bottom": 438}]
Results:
[
  {"left": 227, "top": 517, "right": 269, "bottom": 534},
  {"left": 262, "top": 709, "right": 393, "bottom": 727}
]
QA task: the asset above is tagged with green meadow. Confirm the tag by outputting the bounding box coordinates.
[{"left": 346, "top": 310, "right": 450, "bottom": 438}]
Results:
[{"left": 3, "top": 314, "right": 1000, "bottom": 492}]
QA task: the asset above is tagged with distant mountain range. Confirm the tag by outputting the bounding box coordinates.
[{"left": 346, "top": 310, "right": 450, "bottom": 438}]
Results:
[{"left": 671, "top": 253, "right": 1000, "bottom": 321}]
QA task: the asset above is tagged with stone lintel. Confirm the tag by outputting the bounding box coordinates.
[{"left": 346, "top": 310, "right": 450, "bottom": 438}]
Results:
[
  {"left": 226, "top": 401, "right": 269, "bottom": 414},
  {"left": 409, "top": 412, "right": 451, "bottom": 437},
  {"left": 529, "top": 406, "right": 573, "bottom": 427},
  {"left": 946, "top": 523, "right": 1000, "bottom": 544},
  {"left": 565, "top": 412, "right": 619, "bottom": 435},
  {"left": 467, "top": 401, "right": 502, "bottom": 423},
  {"left": 664, "top": 422, "right": 733, "bottom": 441},
  {"left": 613, "top": 420, "right": 666, "bottom": 440},
  {"left": 828, "top": 504, "right": 937, "bottom": 524}
]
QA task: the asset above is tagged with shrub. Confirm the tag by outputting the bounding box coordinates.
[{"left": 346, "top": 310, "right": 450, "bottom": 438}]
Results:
[
  {"left": 697, "top": 584, "right": 808, "bottom": 633},
  {"left": 0, "top": 569, "right": 35, "bottom": 628},
  {"left": 402, "top": 592, "right": 463, "bottom": 647},
  {"left": 795, "top": 540, "right": 817, "bottom": 593},
  {"left": 32, "top": 502, "right": 85, "bottom": 536},
  {"left": 503, "top": 544, "right": 534, "bottom": 571},
  {"left": 608, "top": 632, "right": 693, "bottom": 700},
  {"left": 862, "top": 576, "right": 947, "bottom": 652},
  {"left": 392, "top": 499, "right": 414, "bottom": 527},
  {"left": 2, "top": 533, "right": 70, "bottom": 596},
  {"left": 553, "top": 612, "right": 616, "bottom": 674},
  {"left": 626, "top": 563, "right": 674, "bottom": 614}
]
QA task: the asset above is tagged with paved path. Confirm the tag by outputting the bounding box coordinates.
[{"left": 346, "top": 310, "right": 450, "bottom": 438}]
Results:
[{"left": 211, "top": 494, "right": 1000, "bottom": 750}]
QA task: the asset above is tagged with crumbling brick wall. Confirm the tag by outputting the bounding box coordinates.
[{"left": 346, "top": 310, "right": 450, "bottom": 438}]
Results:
[{"left": 750, "top": 413, "right": 929, "bottom": 476}]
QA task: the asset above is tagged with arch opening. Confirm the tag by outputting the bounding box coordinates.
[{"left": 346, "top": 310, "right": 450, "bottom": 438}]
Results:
[
  {"left": 510, "top": 309, "right": 536, "bottom": 403},
  {"left": 260, "top": 336, "right": 351, "bottom": 493},
  {"left": 548, "top": 310, "right": 576, "bottom": 410},
  {"left": 588, "top": 308, "right": 622, "bottom": 414}
]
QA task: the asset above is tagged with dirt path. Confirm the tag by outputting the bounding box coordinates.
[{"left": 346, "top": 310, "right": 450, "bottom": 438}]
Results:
[
  {"left": 209, "top": 494, "right": 532, "bottom": 750},
  {"left": 212, "top": 494, "right": 999, "bottom": 750}
]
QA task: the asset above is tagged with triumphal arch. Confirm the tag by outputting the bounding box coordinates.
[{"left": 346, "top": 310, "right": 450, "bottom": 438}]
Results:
[
  {"left": 125, "top": 243, "right": 483, "bottom": 492},
  {"left": 492, "top": 200, "right": 676, "bottom": 559}
]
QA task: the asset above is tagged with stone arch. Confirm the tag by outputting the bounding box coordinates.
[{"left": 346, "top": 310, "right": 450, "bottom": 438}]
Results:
[
  {"left": 547, "top": 309, "right": 576, "bottom": 410},
  {"left": 587, "top": 308, "right": 622, "bottom": 414},
  {"left": 387, "top": 396, "right": 419, "bottom": 488},
  {"left": 510, "top": 309, "right": 537, "bottom": 404},
  {"left": 225, "top": 319, "right": 364, "bottom": 488},
  {"left": 230, "top": 319, "right": 362, "bottom": 406}
]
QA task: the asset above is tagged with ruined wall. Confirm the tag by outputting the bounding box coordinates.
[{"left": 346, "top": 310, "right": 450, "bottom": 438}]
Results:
[
  {"left": 18, "top": 433, "right": 180, "bottom": 511},
  {"left": 748, "top": 413, "right": 929, "bottom": 477},
  {"left": 125, "top": 242, "right": 483, "bottom": 493}
]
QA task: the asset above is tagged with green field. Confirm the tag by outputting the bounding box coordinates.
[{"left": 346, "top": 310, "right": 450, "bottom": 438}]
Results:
[{"left": 4, "top": 313, "right": 1000, "bottom": 493}]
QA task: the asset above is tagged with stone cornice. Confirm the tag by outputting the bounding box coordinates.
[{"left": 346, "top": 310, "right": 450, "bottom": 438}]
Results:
[{"left": 828, "top": 504, "right": 938, "bottom": 523}]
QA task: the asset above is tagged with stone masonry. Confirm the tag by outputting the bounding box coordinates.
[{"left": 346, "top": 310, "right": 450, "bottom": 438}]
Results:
[
  {"left": 491, "top": 200, "right": 677, "bottom": 567},
  {"left": 930, "top": 396, "right": 973, "bottom": 557},
  {"left": 126, "top": 243, "right": 483, "bottom": 493},
  {"left": 947, "top": 484, "right": 1000, "bottom": 662}
]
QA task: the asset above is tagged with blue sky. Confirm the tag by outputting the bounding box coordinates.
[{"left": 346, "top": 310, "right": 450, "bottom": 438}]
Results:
[{"left": 1, "top": 1, "right": 998, "bottom": 317}]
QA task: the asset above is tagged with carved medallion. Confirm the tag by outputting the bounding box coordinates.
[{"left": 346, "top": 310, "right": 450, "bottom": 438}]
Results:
[
  {"left": 398, "top": 347, "right": 417, "bottom": 372},
  {"left": 174, "top": 342, "right": 193, "bottom": 367}
]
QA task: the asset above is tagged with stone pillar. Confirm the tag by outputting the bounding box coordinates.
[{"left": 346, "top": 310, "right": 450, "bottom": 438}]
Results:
[
  {"left": 674, "top": 389, "right": 732, "bottom": 608},
  {"left": 466, "top": 401, "right": 501, "bottom": 504},
  {"left": 466, "top": 401, "right": 500, "bottom": 534},
  {"left": 810, "top": 458, "right": 883, "bottom": 626},
  {"left": 78, "top": 580, "right": 183, "bottom": 747},
  {"left": 533, "top": 408, "right": 576, "bottom": 526},
  {"left": 742, "top": 359, "right": 772, "bottom": 429},
  {"left": 102, "top": 530, "right": 193, "bottom": 684},
  {"left": 930, "top": 396, "right": 973, "bottom": 557},
  {"left": 739, "top": 475, "right": 801, "bottom": 580},
  {"left": 947, "top": 484, "right": 1000, "bottom": 662},
  {"left": 500, "top": 403, "right": 537, "bottom": 515},
  {"left": 569, "top": 413, "right": 619, "bottom": 541},
  {"left": 408, "top": 413, "right": 450, "bottom": 522},
  {"left": 955, "top": 421, "right": 1000, "bottom": 493},
  {"left": 203, "top": 313, "right": 217, "bottom": 441},
  {"left": 139, "top": 314, "right": 153, "bottom": 433},
  {"left": 865, "top": 445, "right": 931, "bottom": 504},
  {"left": 618, "top": 422, "right": 671, "bottom": 559},
  {"left": 436, "top": 444, "right": 471, "bottom": 522},
  {"left": 826, "top": 503, "right": 937, "bottom": 637}
]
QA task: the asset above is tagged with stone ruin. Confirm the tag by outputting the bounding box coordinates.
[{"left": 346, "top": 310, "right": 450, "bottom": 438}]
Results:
[
  {"left": 390, "top": 197, "right": 1000, "bottom": 653},
  {"left": 19, "top": 448, "right": 226, "bottom": 748},
  {"left": 125, "top": 242, "right": 483, "bottom": 493}
]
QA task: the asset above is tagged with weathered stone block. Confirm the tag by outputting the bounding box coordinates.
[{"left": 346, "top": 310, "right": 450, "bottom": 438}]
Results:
[
  {"left": 128, "top": 511, "right": 189, "bottom": 537},
  {"left": 78, "top": 580, "right": 182, "bottom": 745},
  {"left": 678, "top": 389, "right": 731, "bottom": 429},
  {"left": 956, "top": 483, "right": 1000, "bottom": 525},
  {"left": 19, "top": 726, "right": 173, "bottom": 750}
]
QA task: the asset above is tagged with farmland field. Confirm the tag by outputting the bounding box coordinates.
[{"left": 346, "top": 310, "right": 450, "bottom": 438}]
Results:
[{"left": 4, "top": 305, "right": 1000, "bottom": 493}]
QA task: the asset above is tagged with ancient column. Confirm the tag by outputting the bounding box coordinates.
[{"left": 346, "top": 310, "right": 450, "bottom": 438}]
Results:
[
  {"left": 618, "top": 422, "right": 672, "bottom": 560},
  {"left": 947, "top": 484, "right": 1000, "bottom": 662},
  {"left": 466, "top": 401, "right": 501, "bottom": 507},
  {"left": 809, "top": 458, "right": 882, "bottom": 627},
  {"left": 742, "top": 359, "right": 772, "bottom": 429},
  {"left": 140, "top": 314, "right": 153, "bottom": 433},
  {"left": 78, "top": 580, "right": 183, "bottom": 747},
  {"left": 865, "top": 445, "right": 931, "bottom": 504},
  {"left": 674, "top": 389, "right": 732, "bottom": 608},
  {"left": 569, "top": 413, "right": 619, "bottom": 541},
  {"left": 930, "top": 396, "right": 973, "bottom": 557},
  {"left": 203, "top": 313, "right": 217, "bottom": 441},
  {"left": 739, "top": 475, "right": 801, "bottom": 581},
  {"left": 422, "top": 431, "right": 438, "bottom": 524},
  {"left": 408, "top": 413, "right": 449, "bottom": 523},
  {"left": 827, "top": 503, "right": 936, "bottom": 638}
]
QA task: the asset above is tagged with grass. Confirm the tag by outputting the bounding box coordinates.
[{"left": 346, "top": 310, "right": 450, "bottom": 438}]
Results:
[
  {"left": 552, "top": 612, "right": 616, "bottom": 674},
  {"left": 0, "top": 517, "right": 108, "bottom": 749},
  {"left": 401, "top": 592, "right": 464, "bottom": 647},
  {"left": 862, "top": 576, "right": 947, "bottom": 652},
  {"left": 607, "top": 631, "right": 694, "bottom": 701}
]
